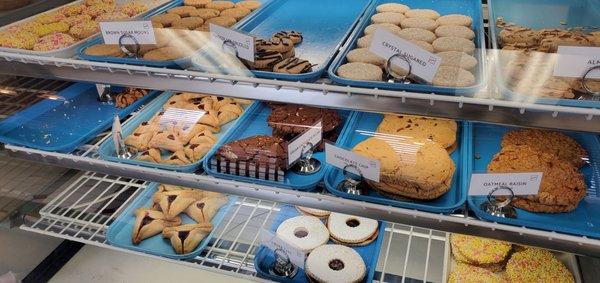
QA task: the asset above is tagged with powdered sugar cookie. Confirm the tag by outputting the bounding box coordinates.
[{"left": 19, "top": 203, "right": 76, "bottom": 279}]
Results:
[
  {"left": 435, "top": 25, "right": 475, "bottom": 40},
  {"left": 397, "top": 28, "right": 436, "bottom": 43},
  {"left": 337, "top": 62, "right": 383, "bottom": 81},
  {"left": 405, "top": 9, "right": 440, "bottom": 19},
  {"left": 346, "top": 48, "right": 385, "bottom": 66},
  {"left": 364, "top": 23, "right": 401, "bottom": 35},
  {"left": 305, "top": 245, "right": 366, "bottom": 283},
  {"left": 436, "top": 14, "right": 472, "bottom": 27},
  {"left": 433, "top": 36, "right": 476, "bottom": 54},
  {"left": 437, "top": 51, "right": 478, "bottom": 70},
  {"left": 275, "top": 215, "right": 329, "bottom": 253},
  {"left": 356, "top": 34, "right": 373, "bottom": 48},
  {"left": 371, "top": 12, "right": 405, "bottom": 25},
  {"left": 432, "top": 66, "right": 475, "bottom": 87},
  {"left": 376, "top": 3, "right": 409, "bottom": 13},
  {"left": 400, "top": 17, "right": 438, "bottom": 31}
]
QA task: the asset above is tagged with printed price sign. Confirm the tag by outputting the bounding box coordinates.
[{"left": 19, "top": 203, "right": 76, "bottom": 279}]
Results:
[
  {"left": 259, "top": 229, "right": 306, "bottom": 267},
  {"left": 369, "top": 28, "right": 441, "bottom": 82},
  {"left": 469, "top": 172, "right": 543, "bottom": 196},
  {"left": 210, "top": 24, "right": 255, "bottom": 62},
  {"left": 287, "top": 121, "right": 322, "bottom": 167},
  {"left": 554, "top": 46, "right": 600, "bottom": 78},
  {"left": 158, "top": 108, "right": 206, "bottom": 133},
  {"left": 100, "top": 21, "right": 156, "bottom": 44},
  {"left": 325, "top": 143, "right": 381, "bottom": 182}
]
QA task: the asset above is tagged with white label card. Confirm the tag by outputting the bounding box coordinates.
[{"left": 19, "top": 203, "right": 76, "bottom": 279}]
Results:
[
  {"left": 554, "top": 46, "right": 600, "bottom": 78},
  {"left": 369, "top": 28, "right": 441, "bottom": 82},
  {"left": 210, "top": 24, "right": 255, "bottom": 62},
  {"left": 287, "top": 121, "right": 322, "bottom": 167},
  {"left": 469, "top": 172, "right": 543, "bottom": 196},
  {"left": 99, "top": 21, "right": 156, "bottom": 44},
  {"left": 325, "top": 143, "right": 381, "bottom": 182},
  {"left": 158, "top": 108, "right": 206, "bottom": 134},
  {"left": 259, "top": 229, "right": 306, "bottom": 267}
]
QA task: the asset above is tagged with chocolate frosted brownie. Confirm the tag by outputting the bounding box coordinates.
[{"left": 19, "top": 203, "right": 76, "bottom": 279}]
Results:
[
  {"left": 267, "top": 105, "right": 341, "bottom": 134},
  {"left": 216, "top": 135, "right": 288, "bottom": 170}
]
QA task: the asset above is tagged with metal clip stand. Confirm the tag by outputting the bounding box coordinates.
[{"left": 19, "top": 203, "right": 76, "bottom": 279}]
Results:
[
  {"left": 118, "top": 33, "right": 141, "bottom": 58},
  {"left": 112, "top": 115, "right": 136, "bottom": 159},
  {"left": 582, "top": 65, "right": 600, "bottom": 99},
  {"left": 291, "top": 142, "right": 321, "bottom": 175},
  {"left": 222, "top": 39, "right": 239, "bottom": 57},
  {"left": 268, "top": 248, "right": 298, "bottom": 278},
  {"left": 337, "top": 164, "right": 366, "bottom": 195},
  {"left": 97, "top": 84, "right": 113, "bottom": 103},
  {"left": 480, "top": 186, "right": 517, "bottom": 218},
  {"left": 385, "top": 53, "right": 413, "bottom": 84}
]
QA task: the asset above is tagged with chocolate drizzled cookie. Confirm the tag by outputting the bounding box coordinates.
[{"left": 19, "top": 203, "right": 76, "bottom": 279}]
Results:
[
  {"left": 272, "top": 57, "right": 314, "bottom": 74},
  {"left": 273, "top": 31, "right": 303, "bottom": 44}
]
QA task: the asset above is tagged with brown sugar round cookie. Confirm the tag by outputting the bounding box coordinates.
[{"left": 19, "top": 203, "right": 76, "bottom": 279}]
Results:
[
  {"left": 375, "top": 3, "right": 409, "bottom": 13},
  {"left": 488, "top": 145, "right": 586, "bottom": 211},
  {"left": 506, "top": 248, "right": 575, "bottom": 283},
  {"left": 337, "top": 62, "right": 382, "bottom": 81},
  {"left": 346, "top": 48, "right": 385, "bottom": 66},
  {"left": 273, "top": 57, "right": 313, "bottom": 74},
  {"left": 397, "top": 28, "right": 436, "bottom": 43},
  {"left": 435, "top": 25, "right": 475, "bottom": 40},
  {"left": 143, "top": 46, "right": 191, "bottom": 61},
  {"left": 400, "top": 17, "right": 438, "bottom": 31},
  {"left": 436, "top": 14, "right": 472, "bottom": 27},
  {"left": 236, "top": 0, "right": 261, "bottom": 11},
  {"left": 184, "top": 0, "right": 212, "bottom": 8},
  {"left": 433, "top": 36, "right": 476, "bottom": 53},
  {"left": 432, "top": 66, "right": 475, "bottom": 87},
  {"left": 371, "top": 12, "right": 405, "bottom": 25},
  {"left": 405, "top": 9, "right": 440, "bottom": 19},
  {"left": 84, "top": 44, "right": 124, "bottom": 57},
  {"left": 151, "top": 13, "right": 181, "bottom": 27},
  {"left": 220, "top": 7, "right": 251, "bottom": 20},
  {"left": 205, "top": 0, "right": 235, "bottom": 11},
  {"left": 268, "top": 104, "right": 340, "bottom": 134},
  {"left": 190, "top": 8, "right": 220, "bottom": 20},
  {"left": 167, "top": 6, "right": 198, "bottom": 17},
  {"left": 205, "top": 15, "right": 236, "bottom": 27},
  {"left": 171, "top": 17, "right": 205, "bottom": 29},
  {"left": 364, "top": 23, "right": 402, "bottom": 35}
]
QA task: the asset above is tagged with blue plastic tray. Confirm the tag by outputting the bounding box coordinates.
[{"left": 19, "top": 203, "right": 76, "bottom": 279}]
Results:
[
  {"left": 97, "top": 92, "right": 255, "bottom": 172},
  {"left": 467, "top": 123, "right": 600, "bottom": 239},
  {"left": 254, "top": 205, "right": 385, "bottom": 283},
  {"left": 106, "top": 183, "right": 236, "bottom": 259},
  {"left": 77, "top": 0, "right": 267, "bottom": 68},
  {"left": 203, "top": 102, "right": 353, "bottom": 191},
  {"left": 0, "top": 83, "right": 159, "bottom": 153},
  {"left": 192, "top": 0, "right": 372, "bottom": 82},
  {"left": 327, "top": 0, "right": 486, "bottom": 95},
  {"left": 324, "top": 112, "right": 469, "bottom": 213},
  {"left": 489, "top": 0, "right": 600, "bottom": 108}
]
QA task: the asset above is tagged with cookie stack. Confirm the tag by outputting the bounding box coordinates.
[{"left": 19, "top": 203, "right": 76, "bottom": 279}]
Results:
[
  {"left": 351, "top": 114, "right": 457, "bottom": 200},
  {"left": 488, "top": 129, "right": 588, "bottom": 213},
  {"left": 131, "top": 184, "right": 228, "bottom": 254},
  {"left": 0, "top": 0, "right": 148, "bottom": 51},
  {"left": 448, "top": 233, "right": 575, "bottom": 283},
  {"left": 276, "top": 211, "right": 379, "bottom": 282},
  {"left": 497, "top": 21, "right": 600, "bottom": 98},
  {"left": 113, "top": 88, "right": 149, "bottom": 108},
  {"left": 124, "top": 92, "right": 251, "bottom": 165},
  {"left": 243, "top": 31, "right": 314, "bottom": 74},
  {"left": 337, "top": 3, "right": 478, "bottom": 87}
]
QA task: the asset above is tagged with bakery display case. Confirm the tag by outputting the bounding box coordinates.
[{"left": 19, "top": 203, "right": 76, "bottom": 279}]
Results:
[{"left": 1, "top": 0, "right": 600, "bottom": 282}]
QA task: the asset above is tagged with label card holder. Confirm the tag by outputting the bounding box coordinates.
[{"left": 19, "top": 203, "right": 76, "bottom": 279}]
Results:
[
  {"left": 259, "top": 228, "right": 306, "bottom": 267},
  {"left": 99, "top": 21, "right": 156, "bottom": 45},
  {"left": 210, "top": 24, "right": 255, "bottom": 62},
  {"left": 369, "top": 28, "right": 441, "bottom": 83},
  {"left": 469, "top": 172, "right": 543, "bottom": 196},
  {"left": 325, "top": 143, "right": 381, "bottom": 182},
  {"left": 287, "top": 121, "right": 323, "bottom": 167}
]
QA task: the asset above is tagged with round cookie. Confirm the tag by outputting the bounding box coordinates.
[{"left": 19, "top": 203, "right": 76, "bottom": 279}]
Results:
[
  {"left": 205, "top": 0, "right": 235, "bottom": 11},
  {"left": 0, "top": 31, "right": 36, "bottom": 49},
  {"left": 397, "top": 28, "right": 436, "bottom": 43},
  {"left": 364, "top": 23, "right": 402, "bottom": 35},
  {"left": 256, "top": 37, "right": 293, "bottom": 53},
  {"left": 356, "top": 34, "right": 374, "bottom": 48},
  {"left": 118, "top": 2, "right": 148, "bottom": 17},
  {"left": 64, "top": 14, "right": 92, "bottom": 26},
  {"left": 184, "top": 0, "right": 212, "bottom": 8},
  {"left": 488, "top": 145, "right": 586, "bottom": 211},
  {"left": 450, "top": 234, "right": 511, "bottom": 265},
  {"left": 400, "top": 17, "right": 438, "bottom": 31},
  {"left": 506, "top": 248, "right": 574, "bottom": 283},
  {"left": 143, "top": 46, "right": 191, "bottom": 61},
  {"left": 220, "top": 7, "right": 251, "bottom": 20},
  {"left": 273, "top": 58, "right": 313, "bottom": 74},
  {"left": 305, "top": 245, "right": 366, "bottom": 283},
  {"left": 275, "top": 215, "right": 329, "bottom": 253},
  {"left": 337, "top": 62, "right": 383, "bottom": 81},
  {"left": 33, "top": 32, "right": 76, "bottom": 51},
  {"left": 435, "top": 25, "right": 475, "bottom": 40},
  {"left": 346, "top": 48, "right": 385, "bottom": 66},
  {"left": 69, "top": 21, "right": 99, "bottom": 39},
  {"left": 84, "top": 44, "right": 124, "bottom": 57},
  {"left": 437, "top": 51, "right": 478, "bottom": 70},
  {"left": 375, "top": 114, "right": 458, "bottom": 150},
  {"left": 432, "top": 66, "right": 475, "bottom": 87},
  {"left": 327, "top": 213, "right": 378, "bottom": 245},
  {"left": 296, "top": 206, "right": 330, "bottom": 218},
  {"left": 371, "top": 12, "right": 405, "bottom": 25},
  {"left": 433, "top": 36, "right": 476, "bottom": 53},
  {"left": 272, "top": 31, "right": 303, "bottom": 44},
  {"left": 85, "top": 3, "right": 115, "bottom": 18},
  {"left": 167, "top": 6, "right": 198, "bottom": 17},
  {"left": 95, "top": 11, "right": 129, "bottom": 22},
  {"left": 500, "top": 129, "right": 587, "bottom": 168},
  {"left": 375, "top": 3, "right": 409, "bottom": 13},
  {"left": 410, "top": 40, "right": 434, "bottom": 52},
  {"left": 32, "top": 22, "right": 70, "bottom": 37},
  {"left": 449, "top": 263, "right": 506, "bottom": 283},
  {"left": 172, "top": 17, "right": 205, "bottom": 29},
  {"left": 405, "top": 9, "right": 440, "bottom": 19},
  {"left": 236, "top": 0, "right": 261, "bottom": 11},
  {"left": 151, "top": 13, "right": 181, "bottom": 27},
  {"left": 205, "top": 15, "right": 237, "bottom": 27},
  {"left": 436, "top": 14, "right": 472, "bottom": 27},
  {"left": 191, "top": 8, "right": 220, "bottom": 20}
]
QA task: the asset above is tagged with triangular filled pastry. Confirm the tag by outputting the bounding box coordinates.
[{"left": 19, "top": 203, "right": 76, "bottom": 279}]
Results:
[
  {"left": 147, "top": 129, "right": 185, "bottom": 152},
  {"left": 216, "top": 103, "right": 244, "bottom": 125},
  {"left": 184, "top": 143, "right": 213, "bottom": 162},
  {"left": 163, "top": 223, "right": 213, "bottom": 254},
  {"left": 132, "top": 209, "right": 181, "bottom": 245},
  {"left": 184, "top": 195, "right": 228, "bottom": 223},
  {"left": 153, "top": 190, "right": 204, "bottom": 219},
  {"left": 163, "top": 150, "right": 192, "bottom": 165},
  {"left": 137, "top": 148, "right": 162, "bottom": 163},
  {"left": 158, "top": 184, "right": 191, "bottom": 192}
]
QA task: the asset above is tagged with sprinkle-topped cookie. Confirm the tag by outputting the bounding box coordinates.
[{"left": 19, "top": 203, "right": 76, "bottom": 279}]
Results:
[
  {"left": 449, "top": 263, "right": 507, "bottom": 283},
  {"left": 450, "top": 234, "right": 511, "bottom": 265},
  {"left": 506, "top": 248, "right": 574, "bottom": 283}
]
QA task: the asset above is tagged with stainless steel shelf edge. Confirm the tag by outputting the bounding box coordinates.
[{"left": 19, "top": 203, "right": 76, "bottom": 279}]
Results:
[
  {"left": 0, "top": 52, "right": 599, "bottom": 132},
  {"left": 7, "top": 144, "right": 600, "bottom": 257}
]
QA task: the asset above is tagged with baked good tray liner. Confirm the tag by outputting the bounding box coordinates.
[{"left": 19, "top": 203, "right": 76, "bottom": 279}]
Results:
[
  {"left": 0, "top": 83, "right": 160, "bottom": 153},
  {"left": 253, "top": 204, "right": 385, "bottom": 283},
  {"left": 106, "top": 182, "right": 236, "bottom": 260}
]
